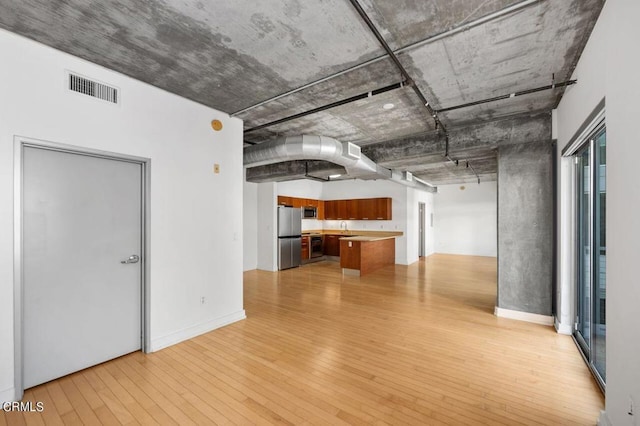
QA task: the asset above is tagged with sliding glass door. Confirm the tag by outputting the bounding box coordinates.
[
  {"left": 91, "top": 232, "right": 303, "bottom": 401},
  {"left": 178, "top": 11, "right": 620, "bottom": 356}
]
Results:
[{"left": 574, "top": 124, "right": 606, "bottom": 388}]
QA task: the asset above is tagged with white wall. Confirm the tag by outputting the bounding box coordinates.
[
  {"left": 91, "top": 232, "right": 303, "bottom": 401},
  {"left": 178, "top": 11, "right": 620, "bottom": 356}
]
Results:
[
  {"left": 243, "top": 178, "right": 258, "bottom": 271},
  {"left": 433, "top": 182, "right": 497, "bottom": 257},
  {"left": 556, "top": 0, "right": 640, "bottom": 424},
  {"left": 0, "top": 30, "right": 245, "bottom": 401},
  {"left": 256, "top": 182, "right": 278, "bottom": 271}
]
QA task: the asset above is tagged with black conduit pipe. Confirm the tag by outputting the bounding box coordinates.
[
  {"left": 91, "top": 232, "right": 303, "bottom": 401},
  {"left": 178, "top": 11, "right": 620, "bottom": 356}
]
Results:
[
  {"left": 347, "top": 0, "right": 446, "bottom": 134},
  {"left": 436, "top": 80, "right": 577, "bottom": 113},
  {"left": 244, "top": 81, "right": 405, "bottom": 134}
]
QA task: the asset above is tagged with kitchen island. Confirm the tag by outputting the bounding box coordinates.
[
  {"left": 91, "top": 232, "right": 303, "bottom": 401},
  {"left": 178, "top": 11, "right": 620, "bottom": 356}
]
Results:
[{"left": 339, "top": 235, "right": 397, "bottom": 276}]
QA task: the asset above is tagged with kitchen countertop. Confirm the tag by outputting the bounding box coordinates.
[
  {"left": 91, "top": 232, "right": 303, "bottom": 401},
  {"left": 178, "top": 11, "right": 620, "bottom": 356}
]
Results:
[
  {"left": 339, "top": 235, "right": 397, "bottom": 242},
  {"left": 303, "top": 229, "right": 403, "bottom": 238}
]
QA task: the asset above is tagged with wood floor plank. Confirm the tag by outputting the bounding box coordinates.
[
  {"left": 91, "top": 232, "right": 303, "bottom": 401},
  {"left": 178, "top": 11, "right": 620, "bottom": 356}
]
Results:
[
  {"left": 163, "top": 345, "right": 278, "bottom": 425},
  {"left": 125, "top": 352, "right": 232, "bottom": 425},
  {"left": 44, "top": 382, "right": 74, "bottom": 418},
  {"left": 55, "top": 376, "right": 101, "bottom": 425},
  {"left": 116, "top": 355, "right": 198, "bottom": 425},
  {"left": 7, "top": 254, "right": 603, "bottom": 425},
  {"left": 30, "top": 386, "right": 64, "bottom": 426},
  {"left": 82, "top": 368, "right": 139, "bottom": 424}
]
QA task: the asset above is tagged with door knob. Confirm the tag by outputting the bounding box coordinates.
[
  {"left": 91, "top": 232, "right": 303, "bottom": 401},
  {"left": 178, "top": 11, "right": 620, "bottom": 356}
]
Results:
[{"left": 121, "top": 255, "right": 140, "bottom": 264}]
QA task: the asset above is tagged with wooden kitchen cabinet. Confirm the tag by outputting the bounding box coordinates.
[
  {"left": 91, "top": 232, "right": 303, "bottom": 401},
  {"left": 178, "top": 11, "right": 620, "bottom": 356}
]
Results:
[
  {"left": 334, "top": 200, "right": 349, "bottom": 220},
  {"left": 356, "top": 198, "right": 375, "bottom": 220},
  {"left": 279, "top": 196, "right": 392, "bottom": 220},
  {"left": 324, "top": 234, "right": 341, "bottom": 256},
  {"left": 326, "top": 199, "right": 357, "bottom": 220},
  {"left": 301, "top": 236, "right": 310, "bottom": 260},
  {"left": 346, "top": 197, "right": 392, "bottom": 220},
  {"left": 373, "top": 197, "right": 392, "bottom": 220},
  {"left": 324, "top": 198, "right": 393, "bottom": 220},
  {"left": 324, "top": 200, "right": 337, "bottom": 220},
  {"left": 346, "top": 199, "right": 359, "bottom": 220},
  {"left": 317, "top": 200, "right": 325, "bottom": 220},
  {"left": 277, "top": 196, "right": 293, "bottom": 206}
]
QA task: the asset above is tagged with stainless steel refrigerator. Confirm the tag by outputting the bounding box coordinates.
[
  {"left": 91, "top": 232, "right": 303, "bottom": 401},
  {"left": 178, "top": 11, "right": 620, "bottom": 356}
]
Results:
[{"left": 278, "top": 206, "right": 302, "bottom": 270}]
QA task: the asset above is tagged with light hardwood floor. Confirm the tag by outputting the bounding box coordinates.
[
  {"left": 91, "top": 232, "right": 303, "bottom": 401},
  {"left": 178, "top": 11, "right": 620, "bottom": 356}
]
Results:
[{"left": 2, "top": 254, "right": 603, "bottom": 425}]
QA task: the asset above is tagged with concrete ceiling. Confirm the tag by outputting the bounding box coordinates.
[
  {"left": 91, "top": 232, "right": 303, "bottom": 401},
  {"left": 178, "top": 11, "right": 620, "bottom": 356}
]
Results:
[{"left": 0, "top": 0, "right": 604, "bottom": 185}]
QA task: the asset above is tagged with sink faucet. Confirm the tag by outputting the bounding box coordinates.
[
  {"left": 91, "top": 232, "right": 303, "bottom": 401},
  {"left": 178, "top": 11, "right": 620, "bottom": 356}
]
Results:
[{"left": 340, "top": 221, "right": 348, "bottom": 232}]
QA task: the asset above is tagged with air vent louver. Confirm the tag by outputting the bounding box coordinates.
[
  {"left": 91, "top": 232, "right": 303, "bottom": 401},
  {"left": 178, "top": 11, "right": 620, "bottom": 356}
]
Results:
[
  {"left": 342, "top": 142, "right": 361, "bottom": 160},
  {"left": 68, "top": 73, "right": 118, "bottom": 104}
]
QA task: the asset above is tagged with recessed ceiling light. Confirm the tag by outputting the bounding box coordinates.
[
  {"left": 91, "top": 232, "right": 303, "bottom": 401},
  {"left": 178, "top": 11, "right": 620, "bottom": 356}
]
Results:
[
  {"left": 382, "top": 103, "right": 395, "bottom": 110},
  {"left": 329, "top": 174, "right": 341, "bottom": 179}
]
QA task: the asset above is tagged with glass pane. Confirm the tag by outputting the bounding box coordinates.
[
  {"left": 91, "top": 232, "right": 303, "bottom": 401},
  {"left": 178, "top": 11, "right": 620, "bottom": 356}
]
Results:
[
  {"left": 576, "top": 144, "right": 591, "bottom": 350},
  {"left": 593, "top": 129, "right": 606, "bottom": 381}
]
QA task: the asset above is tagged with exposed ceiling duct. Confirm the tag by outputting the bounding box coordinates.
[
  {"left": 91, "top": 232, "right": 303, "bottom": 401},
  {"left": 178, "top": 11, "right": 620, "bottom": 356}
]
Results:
[{"left": 243, "top": 135, "right": 435, "bottom": 192}]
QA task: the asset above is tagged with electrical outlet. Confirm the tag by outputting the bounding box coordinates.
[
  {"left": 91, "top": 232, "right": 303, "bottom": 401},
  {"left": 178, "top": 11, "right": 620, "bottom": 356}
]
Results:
[
  {"left": 213, "top": 163, "right": 220, "bottom": 174},
  {"left": 201, "top": 296, "right": 206, "bottom": 305}
]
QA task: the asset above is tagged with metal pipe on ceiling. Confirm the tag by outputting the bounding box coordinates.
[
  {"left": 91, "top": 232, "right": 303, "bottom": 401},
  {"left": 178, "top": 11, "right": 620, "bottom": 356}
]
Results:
[
  {"left": 467, "top": 161, "right": 480, "bottom": 184},
  {"left": 243, "top": 80, "right": 405, "bottom": 134},
  {"left": 435, "top": 79, "right": 577, "bottom": 113},
  {"left": 347, "top": 0, "right": 444, "bottom": 132},
  {"left": 393, "top": 0, "right": 541, "bottom": 55},
  {"left": 230, "top": 0, "right": 540, "bottom": 118}
]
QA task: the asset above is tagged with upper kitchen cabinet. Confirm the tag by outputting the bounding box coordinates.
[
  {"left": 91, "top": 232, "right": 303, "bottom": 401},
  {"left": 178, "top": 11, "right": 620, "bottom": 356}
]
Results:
[
  {"left": 372, "top": 197, "right": 392, "bottom": 220},
  {"left": 277, "top": 196, "right": 319, "bottom": 209},
  {"left": 278, "top": 195, "right": 391, "bottom": 220},
  {"left": 317, "top": 200, "right": 325, "bottom": 220},
  {"left": 324, "top": 199, "right": 348, "bottom": 220},
  {"left": 323, "top": 198, "right": 392, "bottom": 220},
  {"left": 357, "top": 198, "right": 376, "bottom": 220},
  {"left": 277, "top": 196, "right": 293, "bottom": 206}
]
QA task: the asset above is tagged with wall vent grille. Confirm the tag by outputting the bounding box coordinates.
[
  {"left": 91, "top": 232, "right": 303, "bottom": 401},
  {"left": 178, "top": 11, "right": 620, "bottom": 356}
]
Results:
[{"left": 68, "top": 73, "right": 119, "bottom": 104}]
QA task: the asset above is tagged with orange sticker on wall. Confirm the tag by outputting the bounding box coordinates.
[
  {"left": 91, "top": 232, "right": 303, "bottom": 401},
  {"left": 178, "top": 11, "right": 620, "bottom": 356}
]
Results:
[{"left": 211, "top": 119, "right": 223, "bottom": 131}]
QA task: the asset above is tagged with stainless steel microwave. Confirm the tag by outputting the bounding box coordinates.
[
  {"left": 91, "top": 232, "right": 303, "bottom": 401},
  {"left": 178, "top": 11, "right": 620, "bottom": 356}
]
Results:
[{"left": 303, "top": 206, "right": 317, "bottom": 218}]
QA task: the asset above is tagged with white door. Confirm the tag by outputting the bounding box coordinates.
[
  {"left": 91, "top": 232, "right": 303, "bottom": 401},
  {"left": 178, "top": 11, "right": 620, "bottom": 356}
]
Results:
[{"left": 23, "top": 146, "right": 143, "bottom": 388}]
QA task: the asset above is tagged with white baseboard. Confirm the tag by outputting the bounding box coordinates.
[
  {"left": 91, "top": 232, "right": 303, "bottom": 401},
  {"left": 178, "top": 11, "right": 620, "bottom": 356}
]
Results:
[
  {"left": 150, "top": 310, "right": 246, "bottom": 352},
  {"left": 0, "top": 386, "right": 17, "bottom": 403},
  {"left": 494, "top": 307, "right": 554, "bottom": 326},
  {"left": 597, "top": 410, "right": 612, "bottom": 426},
  {"left": 554, "top": 318, "right": 573, "bottom": 335}
]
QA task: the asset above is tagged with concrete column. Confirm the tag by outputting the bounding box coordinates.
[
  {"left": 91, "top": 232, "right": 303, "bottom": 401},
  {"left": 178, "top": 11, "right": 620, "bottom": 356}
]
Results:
[{"left": 497, "top": 141, "right": 554, "bottom": 316}]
